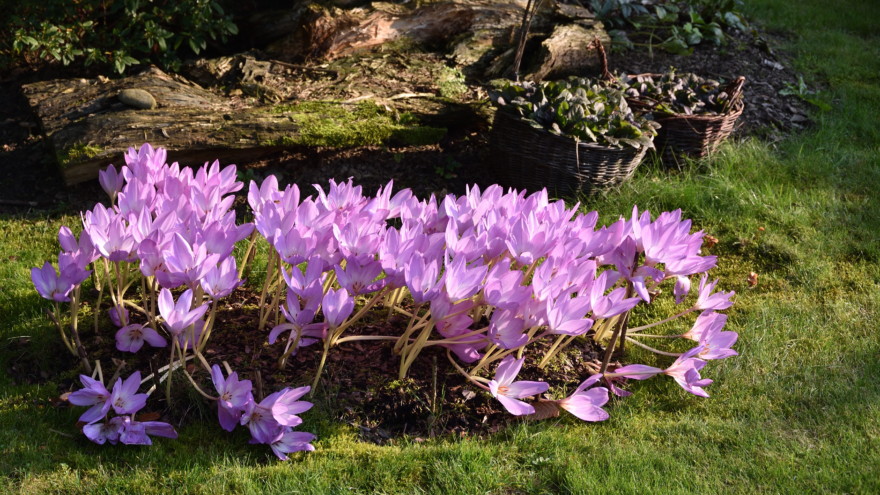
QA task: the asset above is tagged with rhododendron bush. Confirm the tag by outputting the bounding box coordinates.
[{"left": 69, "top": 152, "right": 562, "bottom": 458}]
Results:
[{"left": 33, "top": 144, "right": 737, "bottom": 459}]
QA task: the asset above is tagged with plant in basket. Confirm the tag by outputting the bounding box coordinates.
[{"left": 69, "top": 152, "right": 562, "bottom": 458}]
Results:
[
  {"left": 618, "top": 69, "right": 746, "bottom": 162},
  {"left": 488, "top": 79, "right": 659, "bottom": 196}
]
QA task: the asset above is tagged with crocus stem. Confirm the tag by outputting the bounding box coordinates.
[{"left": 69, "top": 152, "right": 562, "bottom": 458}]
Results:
[
  {"left": 394, "top": 303, "right": 425, "bottom": 355},
  {"left": 69, "top": 285, "right": 92, "bottom": 374},
  {"left": 399, "top": 315, "right": 435, "bottom": 379},
  {"left": 310, "top": 338, "right": 333, "bottom": 396},
  {"left": 238, "top": 230, "right": 259, "bottom": 281},
  {"left": 50, "top": 302, "right": 76, "bottom": 355},
  {"left": 624, "top": 337, "right": 682, "bottom": 357},
  {"left": 334, "top": 335, "right": 401, "bottom": 344},
  {"left": 257, "top": 251, "right": 277, "bottom": 330},
  {"left": 446, "top": 350, "right": 490, "bottom": 391},
  {"left": 600, "top": 286, "right": 633, "bottom": 374},
  {"left": 93, "top": 262, "right": 104, "bottom": 334},
  {"left": 627, "top": 307, "right": 696, "bottom": 333},
  {"left": 626, "top": 333, "right": 682, "bottom": 339},
  {"left": 330, "top": 288, "right": 390, "bottom": 344},
  {"left": 538, "top": 334, "right": 574, "bottom": 369},
  {"left": 166, "top": 340, "right": 176, "bottom": 406}
]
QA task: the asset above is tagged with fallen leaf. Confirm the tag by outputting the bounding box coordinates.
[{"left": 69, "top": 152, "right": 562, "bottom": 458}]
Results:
[
  {"left": 748, "top": 272, "right": 759, "bottom": 287},
  {"left": 704, "top": 234, "right": 719, "bottom": 249},
  {"left": 524, "top": 399, "right": 561, "bottom": 421}
]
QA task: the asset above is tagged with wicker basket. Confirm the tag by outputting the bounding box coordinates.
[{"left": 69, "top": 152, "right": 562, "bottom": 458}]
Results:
[
  {"left": 642, "top": 76, "right": 745, "bottom": 165},
  {"left": 592, "top": 39, "right": 745, "bottom": 165},
  {"left": 488, "top": 110, "right": 649, "bottom": 197}
]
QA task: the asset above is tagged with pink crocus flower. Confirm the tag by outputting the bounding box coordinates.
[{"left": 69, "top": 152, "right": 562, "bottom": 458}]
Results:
[
  {"left": 488, "top": 356, "right": 549, "bottom": 416},
  {"left": 109, "top": 371, "right": 149, "bottom": 415},
  {"left": 612, "top": 348, "right": 713, "bottom": 398},
  {"left": 558, "top": 374, "right": 610, "bottom": 422}
]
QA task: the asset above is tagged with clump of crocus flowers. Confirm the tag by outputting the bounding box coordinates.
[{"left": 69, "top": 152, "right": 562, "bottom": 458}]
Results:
[{"left": 35, "top": 143, "right": 737, "bottom": 458}]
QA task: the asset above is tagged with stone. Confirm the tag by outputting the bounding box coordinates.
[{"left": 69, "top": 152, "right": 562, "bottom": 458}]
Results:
[{"left": 118, "top": 88, "right": 157, "bottom": 110}]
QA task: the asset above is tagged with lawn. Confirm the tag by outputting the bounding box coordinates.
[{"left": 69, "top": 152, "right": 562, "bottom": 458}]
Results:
[{"left": 2, "top": 0, "right": 879, "bottom": 493}]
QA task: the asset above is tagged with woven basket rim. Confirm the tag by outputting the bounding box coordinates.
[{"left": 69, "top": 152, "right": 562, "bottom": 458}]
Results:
[{"left": 623, "top": 72, "right": 746, "bottom": 120}]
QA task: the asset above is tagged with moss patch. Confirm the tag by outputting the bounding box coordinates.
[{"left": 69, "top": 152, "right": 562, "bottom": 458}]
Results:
[
  {"left": 57, "top": 142, "right": 104, "bottom": 168},
  {"left": 270, "top": 101, "right": 446, "bottom": 148}
]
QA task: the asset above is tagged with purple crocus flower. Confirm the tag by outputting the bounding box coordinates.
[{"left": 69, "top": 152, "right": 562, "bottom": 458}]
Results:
[
  {"left": 322, "top": 288, "right": 353, "bottom": 329},
  {"left": 200, "top": 257, "right": 243, "bottom": 299},
  {"left": 695, "top": 275, "right": 735, "bottom": 310},
  {"left": 488, "top": 356, "right": 549, "bottom": 416},
  {"left": 443, "top": 256, "right": 487, "bottom": 301},
  {"left": 111, "top": 415, "right": 178, "bottom": 446},
  {"left": 545, "top": 293, "right": 593, "bottom": 336},
  {"left": 211, "top": 365, "right": 254, "bottom": 432},
  {"left": 31, "top": 261, "right": 75, "bottom": 302},
  {"left": 266, "top": 386, "right": 313, "bottom": 427},
  {"left": 589, "top": 271, "right": 641, "bottom": 319},
  {"left": 83, "top": 416, "right": 125, "bottom": 444},
  {"left": 241, "top": 398, "right": 284, "bottom": 444},
  {"left": 99, "top": 164, "right": 125, "bottom": 201},
  {"left": 110, "top": 371, "right": 149, "bottom": 415},
  {"left": 558, "top": 375, "right": 610, "bottom": 422},
  {"left": 115, "top": 324, "right": 167, "bottom": 353},
  {"left": 270, "top": 430, "right": 316, "bottom": 460},
  {"left": 68, "top": 375, "right": 112, "bottom": 424},
  {"left": 696, "top": 326, "right": 739, "bottom": 360},
  {"left": 157, "top": 288, "right": 209, "bottom": 336},
  {"left": 108, "top": 305, "right": 130, "bottom": 327},
  {"left": 613, "top": 349, "right": 713, "bottom": 397},
  {"left": 681, "top": 311, "right": 727, "bottom": 341}
]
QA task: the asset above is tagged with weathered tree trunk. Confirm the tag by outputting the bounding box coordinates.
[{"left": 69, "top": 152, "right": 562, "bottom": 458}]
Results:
[{"left": 21, "top": 67, "right": 299, "bottom": 185}]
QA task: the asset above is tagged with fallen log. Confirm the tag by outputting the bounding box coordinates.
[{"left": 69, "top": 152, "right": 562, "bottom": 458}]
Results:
[{"left": 21, "top": 67, "right": 299, "bottom": 185}]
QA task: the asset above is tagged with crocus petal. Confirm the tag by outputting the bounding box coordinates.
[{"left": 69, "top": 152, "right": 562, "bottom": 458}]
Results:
[
  {"left": 559, "top": 395, "right": 610, "bottom": 422},
  {"left": 140, "top": 327, "right": 168, "bottom": 348},
  {"left": 495, "top": 394, "right": 535, "bottom": 416},
  {"left": 504, "top": 380, "right": 550, "bottom": 399},
  {"left": 612, "top": 364, "right": 663, "bottom": 380}
]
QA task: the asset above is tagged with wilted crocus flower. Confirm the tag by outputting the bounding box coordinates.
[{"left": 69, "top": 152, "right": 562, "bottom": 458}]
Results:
[
  {"left": 117, "top": 415, "right": 178, "bottom": 445},
  {"left": 612, "top": 348, "right": 713, "bottom": 398},
  {"left": 68, "top": 375, "right": 112, "bottom": 423},
  {"left": 270, "top": 430, "right": 316, "bottom": 460},
  {"left": 83, "top": 416, "right": 125, "bottom": 444},
  {"left": 488, "top": 356, "right": 549, "bottom": 416},
  {"left": 558, "top": 375, "right": 610, "bottom": 422}
]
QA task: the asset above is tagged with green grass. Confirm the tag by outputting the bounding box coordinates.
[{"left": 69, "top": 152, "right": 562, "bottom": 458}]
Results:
[{"left": 2, "top": 0, "right": 880, "bottom": 492}]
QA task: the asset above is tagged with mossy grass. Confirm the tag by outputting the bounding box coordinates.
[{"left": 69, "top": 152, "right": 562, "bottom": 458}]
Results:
[
  {"left": 269, "top": 100, "right": 447, "bottom": 148},
  {"left": 2, "top": 0, "right": 880, "bottom": 492}
]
